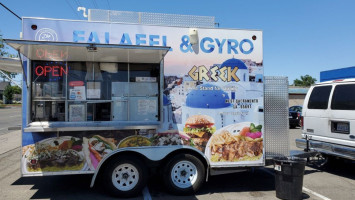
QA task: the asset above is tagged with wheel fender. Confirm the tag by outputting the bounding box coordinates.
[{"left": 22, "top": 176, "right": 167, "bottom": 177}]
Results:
[{"left": 90, "top": 145, "right": 209, "bottom": 187}]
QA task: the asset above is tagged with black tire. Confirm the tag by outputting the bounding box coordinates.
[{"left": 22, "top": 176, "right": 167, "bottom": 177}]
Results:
[
  {"left": 163, "top": 154, "right": 205, "bottom": 195},
  {"left": 102, "top": 156, "right": 147, "bottom": 198}
]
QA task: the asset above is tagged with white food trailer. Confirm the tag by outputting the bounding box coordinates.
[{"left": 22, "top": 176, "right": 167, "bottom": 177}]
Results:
[{"left": 3, "top": 10, "right": 289, "bottom": 197}]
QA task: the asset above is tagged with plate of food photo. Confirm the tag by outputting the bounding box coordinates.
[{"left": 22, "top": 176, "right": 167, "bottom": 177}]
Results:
[
  {"left": 23, "top": 136, "right": 86, "bottom": 173},
  {"left": 205, "top": 122, "right": 263, "bottom": 166},
  {"left": 117, "top": 135, "right": 151, "bottom": 148}
]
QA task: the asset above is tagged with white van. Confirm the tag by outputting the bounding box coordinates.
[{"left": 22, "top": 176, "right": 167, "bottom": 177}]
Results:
[{"left": 296, "top": 79, "right": 355, "bottom": 161}]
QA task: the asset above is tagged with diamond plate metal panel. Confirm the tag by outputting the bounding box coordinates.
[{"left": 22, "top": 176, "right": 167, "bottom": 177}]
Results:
[
  {"left": 109, "top": 11, "right": 140, "bottom": 24},
  {"left": 89, "top": 9, "right": 215, "bottom": 28},
  {"left": 264, "top": 76, "right": 290, "bottom": 158},
  {"left": 88, "top": 9, "right": 109, "bottom": 22}
]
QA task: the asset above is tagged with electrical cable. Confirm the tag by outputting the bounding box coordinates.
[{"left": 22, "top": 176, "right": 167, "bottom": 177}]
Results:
[
  {"left": 92, "top": 0, "right": 99, "bottom": 9},
  {"left": 73, "top": 0, "right": 84, "bottom": 19},
  {"left": 65, "top": 0, "right": 81, "bottom": 19},
  {"left": 0, "top": 2, "right": 21, "bottom": 20},
  {"left": 106, "top": 0, "right": 111, "bottom": 10},
  {"left": 74, "top": 0, "right": 81, "bottom": 8}
]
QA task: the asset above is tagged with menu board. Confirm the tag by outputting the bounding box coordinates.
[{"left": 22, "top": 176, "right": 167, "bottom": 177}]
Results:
[
  {"left": 138, "top": 99, "right": 157, "bottom": 115},
  {"left": 69, "top": 104, "right": 85, "bottom": 121},
  {"left": 87, "top": 82, "right": 101, "bottom": 99},
  {"left": 69, "top": 86, "right": 86, "bottom": 100}
]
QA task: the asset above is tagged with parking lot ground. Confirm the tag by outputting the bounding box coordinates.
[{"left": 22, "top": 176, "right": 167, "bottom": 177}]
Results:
[
  {"left": 302, "top": 159, "right": 355, "bottom": 200},
  {"left": 289, "top": 127, "right": 355, "bottom": 200},
  {"left": 149, "top": 168, "right": 277, "bottom": 200},
  {"left": 0, "top": 106, "right": 21, "bottom": 136}
]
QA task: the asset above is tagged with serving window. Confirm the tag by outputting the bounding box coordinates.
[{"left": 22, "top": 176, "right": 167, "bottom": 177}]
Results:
[
  {"left": 4, "top": 39, "right": 169, "bottom": 128},
  {"left": 31, "top": 60, "right": 160, "bottom": 123}
]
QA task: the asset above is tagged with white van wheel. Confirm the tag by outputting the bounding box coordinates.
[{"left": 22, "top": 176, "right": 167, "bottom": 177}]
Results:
[
  {"left": 103, "top": 156, "right": 147, "bottom": 197},
  {"left": 163, "top": 154, "right": 205, "bottom": 195}
]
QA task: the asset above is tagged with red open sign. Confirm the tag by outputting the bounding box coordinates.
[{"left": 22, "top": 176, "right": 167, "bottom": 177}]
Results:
[
  {"left": 35, "top": 65, "right": 68, "bottom": 77},
  {"left": 36, "top": 48, "right": 68, "bottom": 60}
]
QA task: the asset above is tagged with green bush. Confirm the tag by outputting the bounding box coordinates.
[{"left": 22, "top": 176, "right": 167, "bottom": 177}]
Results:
[{"left": 3, "top": 85, "right": 14, "bottom": 104}]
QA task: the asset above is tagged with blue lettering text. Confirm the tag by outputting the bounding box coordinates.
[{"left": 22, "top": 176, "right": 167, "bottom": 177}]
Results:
[
  {"left": 227, "top": 39, "right": 238, "bottom": 54},
  {"left": 120, "top": 33, "right": 132, "bottom": 45},
  {"left": 149, "top": 35, "right": 160, "bottom": 46},
  {"left": 200, "top": 37, "right": 215, "bottom": 53},
  {"left": 215, "top": 38, "right": 226, "bottom": 54},
  {"left": 136, "top": 34, "right": 146, "bottom": 45},
  {"left": 73, "top": 31, "right": 85, "bottom": 42},
  {"left": 87, "top": 32, "right": 100, "bottom": 43},
  {"left": 239, "top": 39, "right": 254, "bottom": 54}
]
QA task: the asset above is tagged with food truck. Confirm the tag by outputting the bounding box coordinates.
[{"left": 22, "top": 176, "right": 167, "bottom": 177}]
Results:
[{"left": 3, "top": 10, "right": 289, "bottom": 197}]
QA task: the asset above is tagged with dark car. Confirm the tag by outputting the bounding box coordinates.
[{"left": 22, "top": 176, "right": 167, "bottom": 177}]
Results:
[{"left": 289, "top": 106, "right": 302, "bottom": 128}]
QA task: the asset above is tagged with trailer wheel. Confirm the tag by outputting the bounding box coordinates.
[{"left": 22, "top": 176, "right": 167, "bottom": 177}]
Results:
[
  {"left": 163, "top": 154, "right": 205, "bottom": 195},
  {"left": 103, "top": 156, "right": 147, "bottom": 197}
]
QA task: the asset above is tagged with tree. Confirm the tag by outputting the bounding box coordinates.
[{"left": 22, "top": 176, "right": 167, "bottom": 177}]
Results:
[
  {"left": 293, "top": 75, "right": 317, "bottom": 87},
  {"left": 0, "top": 32, "right": 7, "bottom": 56},
  {"left": 3, "top": 84, "right": 14, "bottom": 104},
  {"left": 12, "top": 85, "right": 21, "bottom": 94}
]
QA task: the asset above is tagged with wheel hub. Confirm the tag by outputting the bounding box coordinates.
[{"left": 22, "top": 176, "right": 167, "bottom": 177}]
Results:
[
  {"left": 181, "top": 170, "right": 187, "bottom": 177},
  {"left": 122, "top": 173, "right": 129, "bottom": 179}
]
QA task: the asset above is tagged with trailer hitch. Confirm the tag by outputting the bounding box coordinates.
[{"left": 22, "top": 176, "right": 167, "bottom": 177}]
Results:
[{"left": 296, "top": 135, "right": 328, "bottom": 168}]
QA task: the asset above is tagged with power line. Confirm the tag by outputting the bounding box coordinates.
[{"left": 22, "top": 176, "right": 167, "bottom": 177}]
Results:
[
  {"left": 0, "top": 2, "right": 21, "bottom": 20},
  {"left": 92, "top": 0, "right": 99, "bottom": 9},
  {"left": 74, "top": 0, "right": 81, "bottom": 8},
  {"left": 106, "top": 0, "right": 111, "bottom": 10},
  {"left": 74, "top": 0, "right": 83, "bottom": 19},
  {"left": 65, "top": 0, "right": 81, "bottom": 19}
]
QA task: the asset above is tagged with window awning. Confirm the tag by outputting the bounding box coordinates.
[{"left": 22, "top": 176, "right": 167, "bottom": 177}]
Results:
[
  {"left": 4, "top": 39, "right": 170, "bottom": 63},
  {"left": 0, "top": 57, "right": 22, "bottom": 73}
]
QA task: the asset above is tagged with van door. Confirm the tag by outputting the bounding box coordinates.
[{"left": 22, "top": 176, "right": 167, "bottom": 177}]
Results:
[
  {"left": 303, "top": 85, "right": 332, "bottom": 139},
  {"left": 329, "top": 83, "right": 355, "bottom": 144}
]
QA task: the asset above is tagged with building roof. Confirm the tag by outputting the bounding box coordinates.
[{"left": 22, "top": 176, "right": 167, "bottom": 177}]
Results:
[
  {"left": 288, "top": 87, "right": 309, "bottom": 95},
  {"left": 0, "top": 81, "right": 10, "bottom": 91},
  {"left": 320, "top": 66, "right": 355, "bottom": 82}
]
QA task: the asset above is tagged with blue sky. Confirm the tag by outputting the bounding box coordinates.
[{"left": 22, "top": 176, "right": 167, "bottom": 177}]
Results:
[{"left": 1, "top": 0, "right": 355, "bottom": 83}]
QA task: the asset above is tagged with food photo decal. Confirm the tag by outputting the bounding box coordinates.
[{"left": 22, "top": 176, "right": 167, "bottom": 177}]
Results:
[
  {"left": 83, "top": 135, "right": 117, "bottom": 170},
  {"left": 209, "top": 123, "right": 263, "bottom": 162},
  {"left": 24, "top": 137, "right": 85, "bottom": 172},
  {"left": 183, "top": 115, "right": 216, "bottom": 152}
]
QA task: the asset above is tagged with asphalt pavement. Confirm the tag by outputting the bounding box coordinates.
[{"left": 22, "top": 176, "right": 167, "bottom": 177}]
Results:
[{"left": 0, "top": 106, "right": 21, "bottom": 135}]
